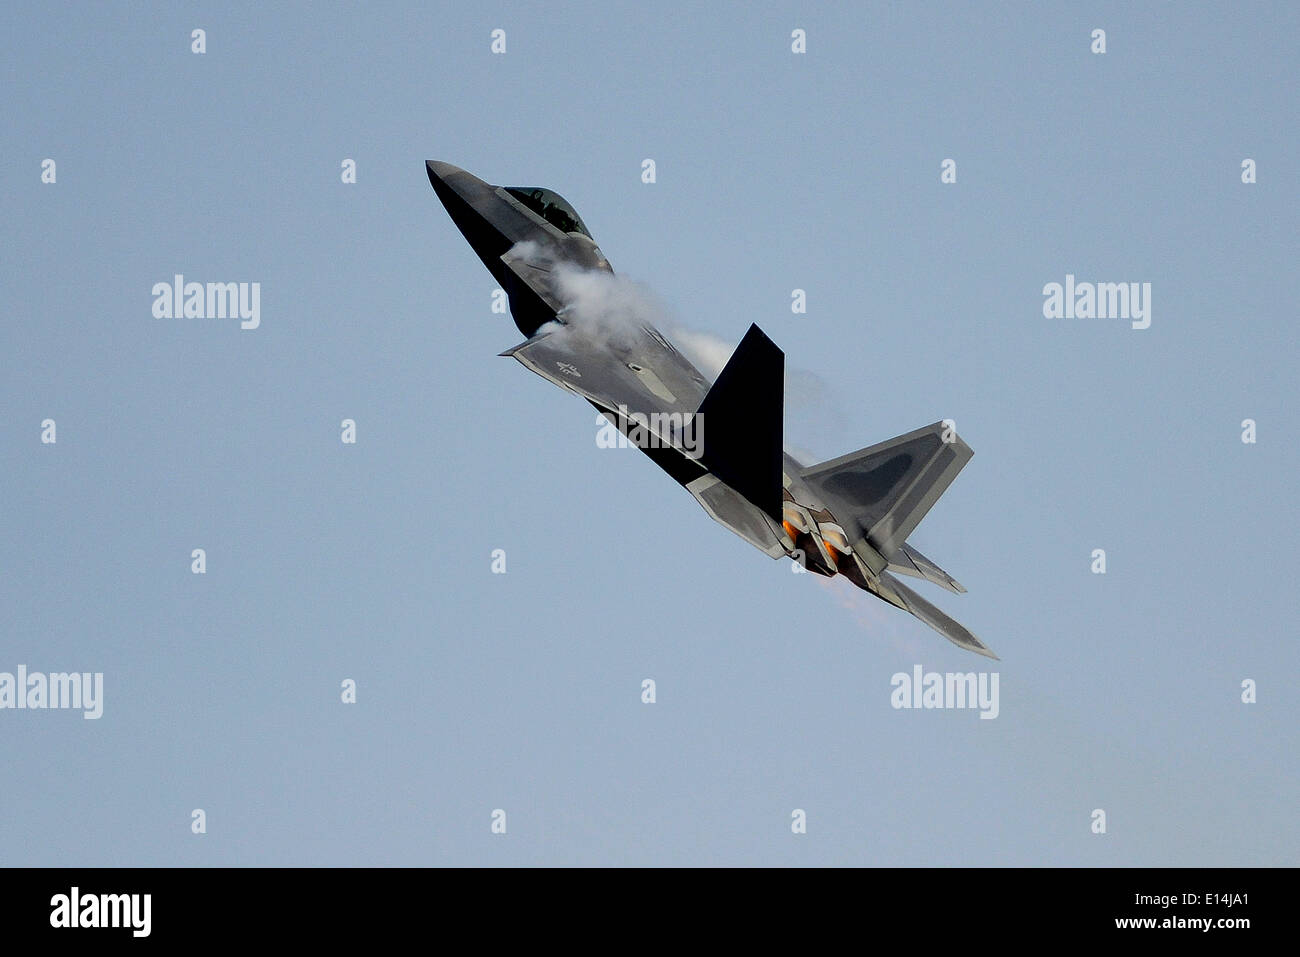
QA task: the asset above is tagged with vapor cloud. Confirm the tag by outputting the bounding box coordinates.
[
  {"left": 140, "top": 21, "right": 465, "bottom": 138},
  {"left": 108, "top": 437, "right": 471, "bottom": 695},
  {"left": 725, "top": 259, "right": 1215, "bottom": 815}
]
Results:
[{"left": 513, "top": 246, "right": 840, "bottom": 440}]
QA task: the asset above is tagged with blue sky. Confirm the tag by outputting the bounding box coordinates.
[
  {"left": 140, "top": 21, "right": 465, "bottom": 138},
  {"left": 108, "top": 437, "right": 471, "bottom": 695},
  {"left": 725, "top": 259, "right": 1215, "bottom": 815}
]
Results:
[{"left": 2, "top": 1, "right": 1296, "bottom": 865}]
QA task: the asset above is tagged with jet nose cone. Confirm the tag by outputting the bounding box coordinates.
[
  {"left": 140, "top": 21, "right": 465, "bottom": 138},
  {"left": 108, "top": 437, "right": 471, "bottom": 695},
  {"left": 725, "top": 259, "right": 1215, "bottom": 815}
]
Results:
[
  {"left": 425, "top": 161, "right": 494, "bottom": 208},
  {"left": 425, "top": 160, "right": 501, "bottom": 250},
  {"left": 425, "top": 159, "right": 463, "bottom": 187}
]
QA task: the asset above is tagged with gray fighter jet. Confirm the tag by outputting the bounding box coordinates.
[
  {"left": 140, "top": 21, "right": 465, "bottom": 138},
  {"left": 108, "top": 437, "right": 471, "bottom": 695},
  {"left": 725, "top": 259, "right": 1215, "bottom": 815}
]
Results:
[{"left": 427, "top": 161, "right": 995, "bottom": 658}]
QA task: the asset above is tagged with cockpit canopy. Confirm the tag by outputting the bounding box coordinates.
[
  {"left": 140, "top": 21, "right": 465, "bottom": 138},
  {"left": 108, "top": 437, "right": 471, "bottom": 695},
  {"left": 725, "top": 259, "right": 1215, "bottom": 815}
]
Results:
[{"left": 504, "top": 186, "right": 593, "bottom": 239}]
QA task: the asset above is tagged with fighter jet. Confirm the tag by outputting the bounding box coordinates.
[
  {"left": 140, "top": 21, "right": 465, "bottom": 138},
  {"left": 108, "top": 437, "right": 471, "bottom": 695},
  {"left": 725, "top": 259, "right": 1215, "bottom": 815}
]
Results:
[{"left": 426, "top": 160, "right": 995, "bottom": 658}]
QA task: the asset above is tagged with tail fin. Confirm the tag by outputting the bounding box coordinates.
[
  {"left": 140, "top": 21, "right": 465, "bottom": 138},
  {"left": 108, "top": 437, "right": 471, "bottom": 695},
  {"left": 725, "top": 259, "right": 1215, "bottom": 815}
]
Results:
[
  {"left": 801, "top": 422, "right": 971, "bottom": 558},
  {"left": 696, "top": 324, "right": 784, "bottom": 522}
]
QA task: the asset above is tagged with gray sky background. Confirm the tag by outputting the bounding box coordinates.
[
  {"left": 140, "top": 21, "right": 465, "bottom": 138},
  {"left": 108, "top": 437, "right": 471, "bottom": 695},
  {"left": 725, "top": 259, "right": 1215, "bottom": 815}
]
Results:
[{"left": 2, "top": 1, "right": 1297, "bottom": 866}]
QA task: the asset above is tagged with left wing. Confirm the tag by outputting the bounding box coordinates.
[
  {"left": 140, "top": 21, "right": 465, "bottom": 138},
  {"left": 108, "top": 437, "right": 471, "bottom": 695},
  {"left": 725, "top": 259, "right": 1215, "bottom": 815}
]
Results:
[{"left": 501, "top": 325, "right": 710, "bottom": 451}]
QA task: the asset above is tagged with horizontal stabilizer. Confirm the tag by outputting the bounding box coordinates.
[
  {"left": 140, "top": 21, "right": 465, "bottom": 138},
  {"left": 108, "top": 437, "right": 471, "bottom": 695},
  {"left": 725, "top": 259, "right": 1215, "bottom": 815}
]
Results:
[
  {"left": 887, "top": 543, "right": 966, "bottom": 594},
  {"left": 802, "top": 422, "right": 972, "bottom": 558},
  {"left": 875, "top": 571, "right": 997, "bottom": 659},
  {"left": 696, "top": 324, "right": 784, "bottom": 522}
]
